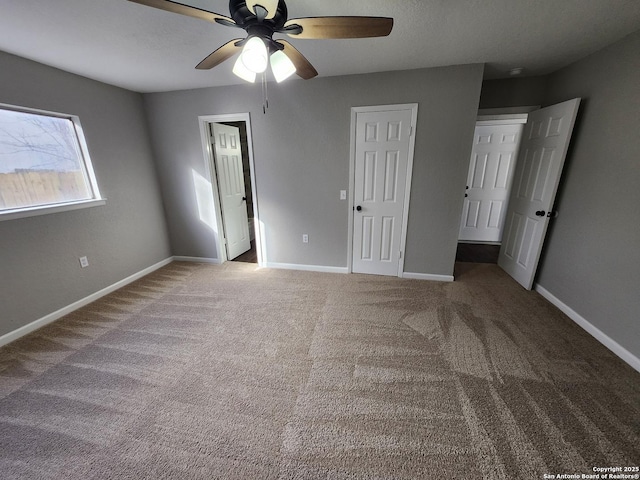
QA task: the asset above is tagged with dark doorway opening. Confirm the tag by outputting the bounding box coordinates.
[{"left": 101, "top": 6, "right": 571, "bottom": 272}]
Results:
[{"left": 455, "top": 243, "right": 500, "bottom": 263}]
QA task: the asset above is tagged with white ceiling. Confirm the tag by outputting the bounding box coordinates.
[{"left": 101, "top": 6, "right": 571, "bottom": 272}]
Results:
[{"left": 1, "top": 0, "right": 639, "bottom": 93}]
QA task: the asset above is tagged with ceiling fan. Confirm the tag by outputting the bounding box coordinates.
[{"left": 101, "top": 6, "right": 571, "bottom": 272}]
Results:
[{"left": 128, "top": 0, "right": 394, "bottom": 83}]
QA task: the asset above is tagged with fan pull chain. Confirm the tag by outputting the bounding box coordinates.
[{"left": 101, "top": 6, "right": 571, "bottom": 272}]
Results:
[{"left": 262, "top": 73, "right": 269, "bottom": 114}]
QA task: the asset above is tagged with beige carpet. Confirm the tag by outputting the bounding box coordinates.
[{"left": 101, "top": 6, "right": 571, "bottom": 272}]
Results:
[{"left": 0, "top": 262, "right": 638, "bottom": 479}]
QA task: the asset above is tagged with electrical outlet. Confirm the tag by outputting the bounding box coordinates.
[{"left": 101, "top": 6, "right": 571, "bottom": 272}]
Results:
[
  {"left": 340, "top": 190, "right": 347, "bottom": 200},
  {"left": 79, "top": 256, "right": 89, "bottom": 268},
  {"left": 302, "top": 234, "right": 309, "bottom": 244}
]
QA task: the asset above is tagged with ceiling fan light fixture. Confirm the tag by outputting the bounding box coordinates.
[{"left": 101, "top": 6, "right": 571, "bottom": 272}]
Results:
[
  {"left": 232, "top": 55, "right": 257, "bottom": 82},
  {"left": 270, "top": 50, "right": 296, "bottom": 83},
  {"left": 246, "top": 0, "right": 279, "bottom": 20},
  {"left": 129, "top": 0, "right": 395, "bottom": 85},
  {"left": 240, "top": 36, "right": 269, "bottom": 74}
]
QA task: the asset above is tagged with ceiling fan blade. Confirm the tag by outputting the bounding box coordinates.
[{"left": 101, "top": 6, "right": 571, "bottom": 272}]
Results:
[
  {"left": 277, "top": 40, "right": 318, "bottom": 80},
  {"left": 128, "top": 0, "right": 235, "bottom": 25},
  {"left": 196, "top": 39, "right": 243, "bottom": 70},
  {"left": 283, "top": 16, "right": 393, "bottom": 39},
  {"left": 247, "top": 0, "right": 279, "bottom": 20}
]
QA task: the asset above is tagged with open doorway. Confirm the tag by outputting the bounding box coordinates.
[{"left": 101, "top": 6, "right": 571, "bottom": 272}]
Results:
[
  {"left": 217, "top": 121, "right": 257, "bottom": 264},
  {"left": 456, "top": 114, "right": 528, "bottom": 264},
  {"left": 199, "top": 113, "right": 262, "bottom": 265}
]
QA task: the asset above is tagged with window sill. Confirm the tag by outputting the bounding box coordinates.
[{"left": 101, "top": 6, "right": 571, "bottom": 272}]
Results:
[{"left": 0, "top": 199, "right": 107, "bottom": 222}]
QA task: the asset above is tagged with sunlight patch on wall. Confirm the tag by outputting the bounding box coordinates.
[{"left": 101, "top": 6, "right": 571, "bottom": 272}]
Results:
[
  {"left": 192, "top": 169, "right": 217, "bottom": 233},
  {"left": 258, "top": 218, "right": 267, "bottom": 265}
]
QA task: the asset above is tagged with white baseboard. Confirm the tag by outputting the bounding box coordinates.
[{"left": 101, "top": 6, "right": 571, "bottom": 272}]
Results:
[
  {"left": 0, "top": 257, "right": 174, "bottom": 349},
  {"left": 173, "top": 256, "right": 222, "bottom": 264},
  {"left": 535, "top": 284, "right": 640, "bottom": 374},
  {"left": 264, "top": 262, "right": 349, "bottom": 275},
  {"left": 402, "top": 272, "right": 455, "bottom": 282},
  {"left": 265, "top": 265, "right": 453, "bottom": 282}
]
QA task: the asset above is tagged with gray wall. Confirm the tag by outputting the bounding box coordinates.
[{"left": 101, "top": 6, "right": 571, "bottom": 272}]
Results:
[
  {"left": 535, "top": 31, "right": 640, "bottom": 358},
  {"left": 477, "top": 31, "right": 640, "bottom": 359},
  {"left": 479, "top": 75, "right": 548, "bottom": 109},
  {"left": 0, "top": 52, "right": 171, "bottom": 337},
  {"left": 143, "top": 64, "right": 484, "bottom": 275}
]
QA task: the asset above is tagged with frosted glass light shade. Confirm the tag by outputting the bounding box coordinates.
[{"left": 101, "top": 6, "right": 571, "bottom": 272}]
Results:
[
  {"left": 232, "top": 55, "right": 257, "bottom": 83},
  {"left": 241, "top": 37, "right": 268, "bottom": 74},
  {"left": 270, "top": 50, "right": 296, "bottom": 83}
]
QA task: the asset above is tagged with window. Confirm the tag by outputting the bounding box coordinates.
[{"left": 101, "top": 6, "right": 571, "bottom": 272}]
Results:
[{"left": 0, "top": 103, "right": 103, "bottom": 220}]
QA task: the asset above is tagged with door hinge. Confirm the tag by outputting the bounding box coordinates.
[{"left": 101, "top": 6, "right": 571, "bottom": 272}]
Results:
[
  {"left": 409, "top": 126, "right": 414, "bottom": 137},
  {"left": 399, "top": 250, "right": 403, "bottom": 259}
]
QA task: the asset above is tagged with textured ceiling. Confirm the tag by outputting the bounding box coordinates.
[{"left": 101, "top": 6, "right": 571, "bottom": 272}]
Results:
[{"left": 1, "top": 0, "right": 639, "bottom": 93}]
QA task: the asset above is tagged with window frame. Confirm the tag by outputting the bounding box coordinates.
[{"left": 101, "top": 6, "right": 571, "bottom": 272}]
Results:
[{"left": 0, "top": 103, "right": 105, "bottom": 222}]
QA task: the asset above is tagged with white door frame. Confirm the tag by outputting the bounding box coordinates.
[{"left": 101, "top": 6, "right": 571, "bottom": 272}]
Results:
[
  {"left": 198, "top": 113, "right": 264, "bottom": 265},
  {"left": 347, "top": 104, "right": 419, "bottom": 277}
]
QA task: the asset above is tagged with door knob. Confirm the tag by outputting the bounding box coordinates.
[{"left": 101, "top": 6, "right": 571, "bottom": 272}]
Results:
[
  {"left": 356, "top": 205, "right": 362, "bottom": 212},
  {"left": 242, "top": 196, "right": 247, "bottom": 202},
  {"left": 535, "top": 210, "right": 546, "bottom": 217}
]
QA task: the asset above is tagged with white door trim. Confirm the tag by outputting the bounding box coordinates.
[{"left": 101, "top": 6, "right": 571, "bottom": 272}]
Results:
[
  {"left": 476, "top": 117, "right": 528, "bottom": 126},
  {"left": 198, "top": 113, "right": 263, "bottom": 266},
  {"left": 347, "top": 103, "right": 419, "bottom": 277},
  {"left": 478, "top": 106, "right": 540, "bottom": 116}
]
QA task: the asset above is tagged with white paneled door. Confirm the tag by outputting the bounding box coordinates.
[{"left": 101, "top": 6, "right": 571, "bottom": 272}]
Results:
[
  {"left": 352, "top": 107, "right": 415, "bottom": 276},
  {"left": 459, "top": 123, "right": 523, "bottom": 243},
  {"left": 498, "top": 99, "right": 581, "bottom": 289},
  {"left": 211, "top": 123, "right": 251, "bottom": 260}
]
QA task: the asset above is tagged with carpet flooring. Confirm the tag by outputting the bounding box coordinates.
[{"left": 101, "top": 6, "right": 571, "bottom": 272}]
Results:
[{"left": 0, "top": 262, "right": 638, "bottom": 479}]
